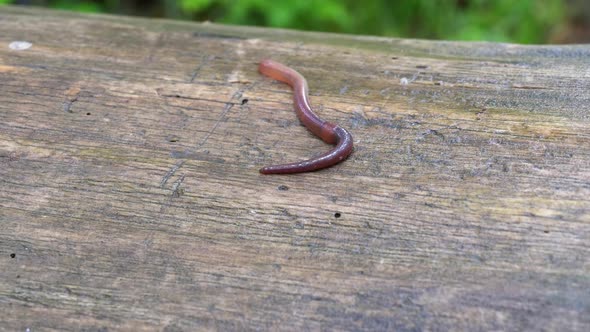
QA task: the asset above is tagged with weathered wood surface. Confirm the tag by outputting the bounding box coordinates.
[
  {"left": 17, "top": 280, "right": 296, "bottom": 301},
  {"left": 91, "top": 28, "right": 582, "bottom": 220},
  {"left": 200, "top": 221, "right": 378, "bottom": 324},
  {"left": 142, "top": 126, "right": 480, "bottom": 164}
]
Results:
[{"left": 1, "top": 5, "right": 589, "bottom": 331}]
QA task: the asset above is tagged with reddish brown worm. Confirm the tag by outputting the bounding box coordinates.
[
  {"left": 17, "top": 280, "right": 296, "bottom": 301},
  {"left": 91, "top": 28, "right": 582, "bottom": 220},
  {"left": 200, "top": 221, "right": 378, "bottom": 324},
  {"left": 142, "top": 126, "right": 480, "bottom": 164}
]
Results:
[{"left": 258, "top": 59, "right": 353, "bottom": 174}]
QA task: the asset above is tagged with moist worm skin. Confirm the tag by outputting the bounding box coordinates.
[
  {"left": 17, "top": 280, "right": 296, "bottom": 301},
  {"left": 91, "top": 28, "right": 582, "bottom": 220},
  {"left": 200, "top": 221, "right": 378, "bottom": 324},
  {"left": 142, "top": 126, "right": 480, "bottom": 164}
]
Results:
[{"left": 258, "top": 59, "right": 353, "bottom": 174}]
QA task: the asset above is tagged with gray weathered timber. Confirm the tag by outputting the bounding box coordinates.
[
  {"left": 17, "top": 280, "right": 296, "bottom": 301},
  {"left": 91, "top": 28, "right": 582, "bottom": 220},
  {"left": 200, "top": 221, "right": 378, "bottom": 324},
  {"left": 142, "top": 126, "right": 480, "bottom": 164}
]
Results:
[{"left": 0, "top": 5, "right": 589, "bottom": 332}]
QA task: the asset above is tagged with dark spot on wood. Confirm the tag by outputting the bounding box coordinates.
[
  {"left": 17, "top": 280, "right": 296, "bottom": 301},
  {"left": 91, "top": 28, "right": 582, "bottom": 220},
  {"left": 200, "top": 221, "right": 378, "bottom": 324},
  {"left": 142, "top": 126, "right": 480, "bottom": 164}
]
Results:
[
  {"left": 167, "top": 135, "right": 180, "bottom": 143},
  {"left": 334, "top": 212, "right": 341, "bottom": 218},
  {"left": 241, "top": 98, "right": 248, "bottom": 105},
  {"left": 391, "top": 56, "right": 398, "bottom": 60},
  {"left": 416, "top": 65, "right": 428, "bottom": 69},
  {"left": 278, "top": 185, "right": 289, "bottom": 191},
  {"left": 86, "top": 112, "right": 91, "bottom": 115},
  {"left": 10, "top": 253, "right": 15, "bottom": 258}
]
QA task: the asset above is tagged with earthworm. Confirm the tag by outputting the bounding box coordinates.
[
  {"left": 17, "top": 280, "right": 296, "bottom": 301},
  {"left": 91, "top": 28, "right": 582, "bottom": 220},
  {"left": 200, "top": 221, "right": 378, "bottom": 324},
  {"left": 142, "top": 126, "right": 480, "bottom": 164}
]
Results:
[{"left": 258, "top": 59, "right": 353, "bottom": 174}]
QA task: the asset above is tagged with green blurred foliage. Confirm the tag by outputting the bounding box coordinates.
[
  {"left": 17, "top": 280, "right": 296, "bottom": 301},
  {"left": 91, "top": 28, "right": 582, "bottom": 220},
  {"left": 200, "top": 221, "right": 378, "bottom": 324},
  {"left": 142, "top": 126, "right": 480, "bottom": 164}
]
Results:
[
  {"left": 1, "top": 0, "right": 566, "bottom": 44},
  {"left": 185, "top": 0, "right": 565, "bottom": 44},
  {"left": 51, "top": 0, "right": 104, "bottom": 12}
]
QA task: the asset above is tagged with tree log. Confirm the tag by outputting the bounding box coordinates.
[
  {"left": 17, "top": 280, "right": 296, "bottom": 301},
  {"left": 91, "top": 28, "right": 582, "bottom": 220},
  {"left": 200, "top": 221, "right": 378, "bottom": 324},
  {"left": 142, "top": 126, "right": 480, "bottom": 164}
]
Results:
[{"left": 1, "top": 6, "right": 589, "bottom": 331}]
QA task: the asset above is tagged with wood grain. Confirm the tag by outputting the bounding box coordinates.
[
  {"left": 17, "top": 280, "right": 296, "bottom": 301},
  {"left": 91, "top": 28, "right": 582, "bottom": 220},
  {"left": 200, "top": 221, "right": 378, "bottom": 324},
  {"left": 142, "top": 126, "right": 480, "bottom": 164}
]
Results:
[{"left": 1, "top": 6, "right": 589, "bottom": 331}]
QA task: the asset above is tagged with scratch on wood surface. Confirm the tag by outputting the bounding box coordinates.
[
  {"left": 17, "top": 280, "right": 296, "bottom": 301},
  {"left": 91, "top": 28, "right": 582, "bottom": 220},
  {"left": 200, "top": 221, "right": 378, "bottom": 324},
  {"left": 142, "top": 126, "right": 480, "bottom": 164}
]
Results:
[
  {"left": 190, "top": 54, "right": 216, "bottom": 83},
  {"left": 197, "top": 102, "right": 233, "bottom": 148},
  {"left": 171, "top": 174, "right": 185, "bottom": 198},
  {"left": 159, "top": 174, "right": 186, "bottom": 213},
  {"left": 195, "top": 90, "right": 243, "bottom": 148},
  {"left": 160, "top": 161, "right": 185, "bottom": 188}
]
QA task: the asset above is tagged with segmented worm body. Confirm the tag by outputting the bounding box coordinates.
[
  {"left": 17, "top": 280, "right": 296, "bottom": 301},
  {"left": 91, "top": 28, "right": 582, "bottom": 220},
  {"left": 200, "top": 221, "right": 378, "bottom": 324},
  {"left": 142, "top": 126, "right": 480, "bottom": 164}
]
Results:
[{"left": 258, "top": 59, "right": 353, "bottom": 174}]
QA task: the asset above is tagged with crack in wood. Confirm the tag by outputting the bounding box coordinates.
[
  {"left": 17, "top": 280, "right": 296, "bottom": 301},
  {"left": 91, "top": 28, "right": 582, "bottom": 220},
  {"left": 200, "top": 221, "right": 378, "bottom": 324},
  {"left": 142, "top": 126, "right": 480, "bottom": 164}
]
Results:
[{"left": 156, "top": 92, "right": 243, "bottom": 106}]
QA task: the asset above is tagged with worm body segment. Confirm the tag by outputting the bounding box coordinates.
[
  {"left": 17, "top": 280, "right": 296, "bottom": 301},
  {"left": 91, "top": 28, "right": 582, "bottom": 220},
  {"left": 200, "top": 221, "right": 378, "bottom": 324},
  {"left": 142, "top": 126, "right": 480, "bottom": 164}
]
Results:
[{"left": 258, "top": 59, "right": 353, "bottom": 174}]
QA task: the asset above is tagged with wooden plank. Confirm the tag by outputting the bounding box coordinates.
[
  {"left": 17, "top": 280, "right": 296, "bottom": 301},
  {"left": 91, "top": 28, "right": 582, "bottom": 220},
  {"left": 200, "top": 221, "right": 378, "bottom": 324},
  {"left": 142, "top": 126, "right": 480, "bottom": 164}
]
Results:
[{"left": 1, "top": 5, "right": 589, "bottom": 331}]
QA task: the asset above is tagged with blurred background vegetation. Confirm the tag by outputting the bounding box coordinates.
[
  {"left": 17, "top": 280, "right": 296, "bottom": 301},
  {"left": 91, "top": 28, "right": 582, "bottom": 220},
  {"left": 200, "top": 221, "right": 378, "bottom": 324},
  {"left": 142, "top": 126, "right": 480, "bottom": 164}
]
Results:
[{"left": 2, "top": 0, "right": 589, "bottom": 44}]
